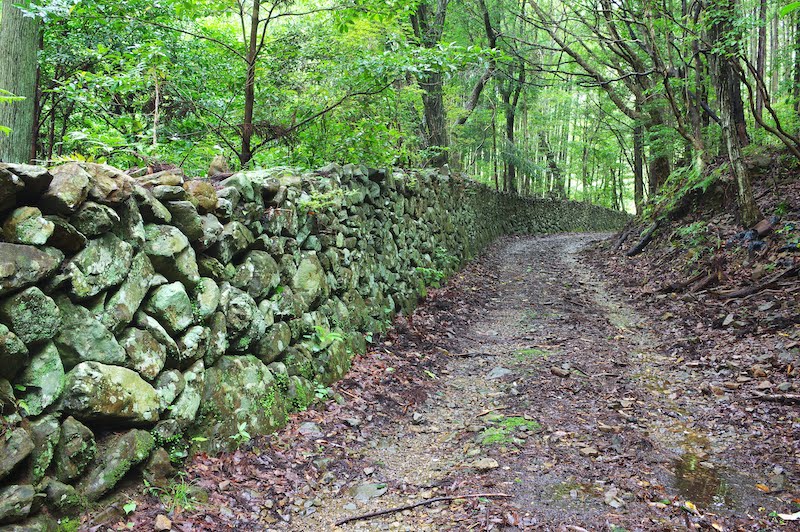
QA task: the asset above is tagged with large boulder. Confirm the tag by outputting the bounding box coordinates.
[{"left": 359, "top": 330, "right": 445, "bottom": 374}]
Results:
[
  {"left": 231, "top": 251, "right": 280, "bottom": 300},
  {"left": 80, "top": 162, "right": 135, "bottom": 204},
  {"left": 219, "top": 285, "right": 267, "bottom": 353},
  {"left": 2, "top": 207, "right": 54, "bottom": 245},
  {"left": 41, "top": 162, "right": 91, "bottom": 214},
  {"left": 255, "top": 321, "right": 291, "bottom": 365},
  {"left": 100, "top": 252, "right": 155, "bottom": 333},
  {"left": 167, "top": 360, "right": 204, "bottom": 427},
  {"left": 0, "top": 167, "right": 23, "bottom": 212},
  {"left": 54, "top": 297, "right": 126, "bottom": 368},
  {"left": 0, "top": 428, "right": 33, "bottom": 480},
  {"left": 59, "top": 362, "right": 160, "bottom": 425},
  {"left": 0, "top": 325, "right": 28, "bottom": 380},
  {"left": 291, "top": 252, "right": 328, "bottom": 312},
  {"left": 64, "top": 233, "right": 134, "bottom": 299},
  {"left": 16, "top": 342, "right": 65, "bottom": 416},
  {"left": 211, "top": 221, "right": 254, "bottom": 264},
  {"left": 118, "top": 328, "right": 166, "bottom": 380},
  {"left": 27, "top": 414, "right": 60, "bottom": 485},
  {"left": 0, "top": 244, "right": 62, "bottom": 296},
  {"left": 143, "top": 224, "right": 200, "bottom": 285},
  {"left": 78, "top": 429, "right": 154, "bottom": 502},
  {"left": 0, "top": 287, "right": 61, "bottom": 345},
  {"left": 54, "top": 416, "right": 95, "bottom": 483},
  {"left": 143, "top": 282, "right": 194, "bottom": 336},
  {"left": 0, "top": 485, "right": 34, "bottom": 525},
  {"left": 167, "top": 201, "right": 204, "bottom": 242},
  {"left": 44, "top": 217, "right": 86, "bottom": 253},
  {"left": 195, "top": 356, "right": 287, "bottom": 453},
  {"left": 68, "top": 201, "right": 120, "bottom": 237}
]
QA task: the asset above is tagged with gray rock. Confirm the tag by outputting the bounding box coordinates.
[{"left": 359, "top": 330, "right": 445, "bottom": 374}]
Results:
[
  {"left": 0, "top": 167, "right": 23, "bottom": 211},
  {"left": 152, "top": 185, "right": 186, "bottom": 201},
  {"left": 220, "top": 285, "right": 266, "bottom": 352},
  {"left": 350, "top": 483, "right": 388, "bottom": 502},
  {"left": 0, "top": 243, "right": 62, "bottom": 296},
  {"left": 204, "top": 312, "right": 228, "bottom": 367},
  {"left": 154, "top": 369, "right": 184, "bottom": 412},
  {"left": 3, "top": 207, "right": 54, "bottom": 244},
  {"left": 114, "top": 197, "right": 146, "bottom": 249},
  {"left": 64, "top": 233, "right": 134, "bottom": 299},
  {"left": 119, "top": 328, "right": 166, "bottom": 380},
  {"left": 78, "top": 429, "right": 154, "bottom": 501},
  {"left": 0, "top": 287, "right": 61, "bottom": 345},
  {"left": 231, "top": 251, "right": 280, "bottom": 300},
  {"left": 192, "top": 277, "right": 220, "bottom": 322},
  {"left": 0, "top": 485, "right": 34, "bottom": 524},
  {"left": 143, "top": 224, "right": 200, "bottom": 285},
  {"left": 198, "top": 214, "right": 223, "bottom": 250},
  {"left": 142, "top": 448, "right": 176, "bottom": 488},
  {"left": 54, "top": 416, "right": 95, "bottom": 482},
  {"left": 80, "top": 162, "right": 135, "bottom": 204},
  {"left": 144, "top": 282, "right": 194, "bottom": 335},
  {"left": 43, "top": 478, "right": 85, "bottom": 515},
  {"left": 0, "top": 428, "right": 33, "bottom": 480},
  {"left": 487, "top": 367, "right": 512, "bottom": 380},
  {"left": 292, "top": 253, "right": 328, "bottom": 312},
  {"left": 212, "top": 221, "right": 254, "bottom": 264},
  {"left": 44, "top": 217, "right": 87, "bottom": 253},
  {"left": 176, "top": 326, "right": 209, "bottom": 368},
  {"left": 0, "top": 325, "right": 28, "bottom": 380},
  {"left": 27, "top": 415, "right": 60, "bottom": 485},
  {"left": 195, "top": 356, "right": 286, "bottom": 453},
  {"left": 167, "top": 360, "right": 204, "bottom": 427},
  {"left": 54, "top": 296, "right": 126, "bottom": 368},
  {"left": 60, "top": 362, "right": 160, "bottom": 425},
  {"left": 69, "top": 201, "right": 120, "bottom": 237},
  {"left": 101, "top": 252, "right": 155, "bottom": 333},
  {"left": 132, "top": 184, "right": 172, "bottom": 223},
  {"left": 167, "top": 201, "right": 204, "bottom": 241},
  {"left": 133, "top": 311, "right": 179, "bottom": 359},
  {"left": 17, "top": 342, "right": 64, "bottom": 416},
  {"left": 256, "top": 322, "right": 291, "bottom": 365},
  {"left": 41, "top": 162, "right": 91, "bottom": 214}
]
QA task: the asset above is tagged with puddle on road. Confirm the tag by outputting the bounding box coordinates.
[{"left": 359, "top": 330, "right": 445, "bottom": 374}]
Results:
[{"left": 672, "top": 454, "right": 736, "bottom": 507}]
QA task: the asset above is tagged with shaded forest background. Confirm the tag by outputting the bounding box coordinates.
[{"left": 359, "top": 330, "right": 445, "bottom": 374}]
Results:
[{"left": 1, "top": 0, "right": 800, "bottom": 219}]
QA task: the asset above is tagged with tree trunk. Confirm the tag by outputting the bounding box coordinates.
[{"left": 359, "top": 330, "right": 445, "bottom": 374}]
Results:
[
  {"left": 411, "top": 1, "right": 450, "bottom": 167},
  {"left": 709, "top": 0, "right": 761, "bottom": 226},
  {"left": 633, "top": 123, "right": 644, "bottom": 214},
  {"left": 0, "top": 1, "right": 39, "bottom": 163},
  {"left": 755, "top": 0, "right": 767, "bottom": 124},
  {"left": 239, "top": 0, "right": 261, "bottom": 168}
]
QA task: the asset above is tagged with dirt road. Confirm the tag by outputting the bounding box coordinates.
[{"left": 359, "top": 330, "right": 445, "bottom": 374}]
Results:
[{"left": 124, "top": 234, "right": 797, "bottom": 531}]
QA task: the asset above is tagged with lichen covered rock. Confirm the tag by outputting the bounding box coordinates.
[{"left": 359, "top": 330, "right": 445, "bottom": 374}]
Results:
[
  {"left": 78, "top": 429, "right": 154, "bottom": 501},
  {"left": 0, "top": 287, "right": 61, "bottom": 345},
  {"left": 60, "top": 362, "right": 159, "bottom": 425}
]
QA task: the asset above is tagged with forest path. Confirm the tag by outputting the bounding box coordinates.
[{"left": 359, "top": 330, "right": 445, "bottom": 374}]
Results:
[
  {"left": 282, "top": 233, "right": 784, "bottom": 530},
  {"left": 127, "top": 234, "right": 791, "bottom": 531}
]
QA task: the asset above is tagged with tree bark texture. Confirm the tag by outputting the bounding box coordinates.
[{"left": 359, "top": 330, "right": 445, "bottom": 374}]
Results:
[{"left": 0, "top": 1, "right": 39, "bottom": 163}]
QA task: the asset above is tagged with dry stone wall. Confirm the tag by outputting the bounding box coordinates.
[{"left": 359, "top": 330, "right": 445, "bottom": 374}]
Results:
[{"left": 0, "top": 161, "right": 627, "bottom": 525}]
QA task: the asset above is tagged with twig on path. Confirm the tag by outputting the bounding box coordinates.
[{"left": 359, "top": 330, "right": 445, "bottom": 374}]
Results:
[
  {"left": 451, "top": 351, "right": 499, "bottom": 357},
  {"left": 751, "top": 392, "right": 800, "bottom": 404},
  {"left": 334, "top": 493, "right": 511, "bottom": 527},
  {"left": 476, "top": 406, "right": 510, "bottom": 417}
]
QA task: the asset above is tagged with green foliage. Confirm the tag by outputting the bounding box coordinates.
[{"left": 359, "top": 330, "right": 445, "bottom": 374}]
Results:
[
  {"left": 229, "top": 421, "right": 251, "bottom": 447},
  {"left": 144, "top": 474, "right": 195, "bottom": 513},
  {"left": 415, "top": 267, "right": 445, "bottom": 288},
  {"left": 479, "top": 416, "right": 541, "bottom": 446}
]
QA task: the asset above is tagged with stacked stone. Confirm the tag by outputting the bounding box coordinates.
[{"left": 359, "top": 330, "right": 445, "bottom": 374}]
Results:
[{"left": 0, "top": 160, "right": 627, "bottom": 526}]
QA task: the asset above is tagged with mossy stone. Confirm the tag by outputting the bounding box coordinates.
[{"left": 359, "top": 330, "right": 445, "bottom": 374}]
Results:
[
  {"left": 54, "top": 417, "right": 95, "bottom": 483},
  {"left": 64, "top": 233, "right": 134, "bottom": 300},
  {"left": 60, "top": 362, "right": 160, "bottom": 425},
  {"left": 17, "top": 342, "right": 64, "bottom": 416},
  {"left": 0, "top": 287, "right": 61, "bottom": 345},
  {"left": 78, "top": 429, "right": 154, "bottom": 502}
]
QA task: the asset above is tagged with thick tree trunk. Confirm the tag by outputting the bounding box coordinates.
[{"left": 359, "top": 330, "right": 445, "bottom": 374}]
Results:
[
  {"left": 710, "top": 0, "right": 761, "bottom": 226},
  {"left": 420, "top": 71, "right": 448, "bottom": 167},
  {"left": 0, "top": 1, "right": 39, "bottom": 163}
]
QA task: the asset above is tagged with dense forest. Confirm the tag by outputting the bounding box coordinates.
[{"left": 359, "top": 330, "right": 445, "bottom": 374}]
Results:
[{"left": 1, "top": 0, "right": 798, "bottom": 219}]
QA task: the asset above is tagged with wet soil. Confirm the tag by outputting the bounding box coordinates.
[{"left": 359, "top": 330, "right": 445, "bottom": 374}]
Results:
[{"left": 108, "top": 234, "right": 798, "bottom": 531}]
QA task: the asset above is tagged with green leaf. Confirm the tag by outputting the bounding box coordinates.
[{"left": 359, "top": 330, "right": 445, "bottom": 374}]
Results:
[
  {"left": 780, "top": 2, "right": 800, "bottom": 16},
  {"left": 123, "top": 501, "right": 137, "bottom": 515}
]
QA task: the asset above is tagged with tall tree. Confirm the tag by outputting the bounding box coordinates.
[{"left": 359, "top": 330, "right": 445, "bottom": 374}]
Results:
[{"left": 0, "top": 0, "right": 39, "bottom": 163}]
